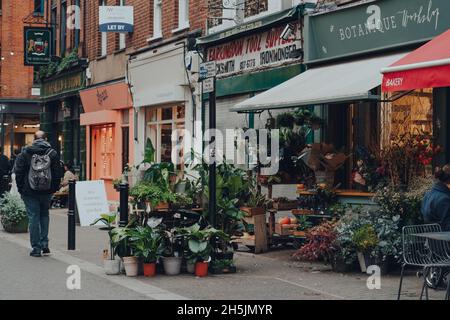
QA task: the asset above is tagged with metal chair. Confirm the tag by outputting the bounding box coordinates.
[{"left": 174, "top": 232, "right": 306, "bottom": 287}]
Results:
[
  {"left": 397, "top": 224, "right": 442, "bottom": 300},
  {"left": 425, "top": 232, "right": 450, "bottom": 300}
]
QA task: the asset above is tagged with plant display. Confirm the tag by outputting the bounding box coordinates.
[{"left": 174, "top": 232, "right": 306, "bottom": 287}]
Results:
[
  {"left": 351, "top": 225, "right": 379, "bottom": 253},
  {"left": 128, "top": 226, "right": 165, "bottom": 263},
  {"left": 91, "top": 214, "right": 117, "bottom": 260},
  {"left": 171, "top": 193, "right": 194, "bottom": 209},
  {"left": 129, "top": 182, "right": 175, "bottom": 208},
  {"left": 374, "top": 175, "right": 433, "bottom": 226},
  {"left": 292, "top": 220, "right": 338, "bottom": 262},
  {"left": 0, "top": 192, "right": 28, "bottom": 231},
  {"left": 336, "top": 209, "right": 402, "bottom": 264},
  {"left": 382, "top": 131, "right": 441, "bottom": 188},
  {"left": 178, "top": 224, "right": 228, "bottom": 264},
  {"left": 242, "top": 176, "right": 271, "bottom": 208},
  {"left": 111, "top": 226, "right": 135, "bottom": 258},
  {"left": 38, "top": 49, "right": 81, "bottom": 80},
  {"left": 352, "top": 145, "right": 388, "bottom": 191},
  {"left": 297, "top": 187, "right": 337, "bottom": 213}
]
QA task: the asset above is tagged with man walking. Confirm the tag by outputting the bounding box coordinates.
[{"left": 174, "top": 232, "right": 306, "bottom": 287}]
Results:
[
  {"left": 0, "top": 148, "right": 11, "bottom": 197},
  {"left": 14, "top": 131, "right": 63, "bottom": 257}
]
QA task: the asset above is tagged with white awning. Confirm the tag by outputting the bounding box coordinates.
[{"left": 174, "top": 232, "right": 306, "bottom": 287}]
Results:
[{"left": 231, "top": 52, "right": 408, "bottom": 112}]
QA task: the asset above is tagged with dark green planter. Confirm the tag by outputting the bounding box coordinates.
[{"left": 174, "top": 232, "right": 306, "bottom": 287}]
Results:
[{"left": 2, "top": 217, "right": 29, "bottom": 233}]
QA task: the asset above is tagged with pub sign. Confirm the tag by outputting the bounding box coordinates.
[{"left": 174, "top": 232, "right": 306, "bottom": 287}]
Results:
[{"left": 24, "top": 27, "right": 52, "bottom": 66}]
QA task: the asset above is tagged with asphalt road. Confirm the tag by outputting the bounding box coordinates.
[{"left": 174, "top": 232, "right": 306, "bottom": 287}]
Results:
[{"left": 0, "top": 239, "right": 149, "bottom": 300}]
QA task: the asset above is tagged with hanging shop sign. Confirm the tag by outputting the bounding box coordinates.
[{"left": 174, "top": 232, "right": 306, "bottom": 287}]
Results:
[
  {"left": 99, "top": 6, "right": 134, "bottom": 32},
  {"left": 207, "top": 23, "right": 302, "bottom": 77},
  {"left": 24, "top": 27, "right": 52, "bottom": 66},
  {"left": 306, "top": 0, "right": 450, "bottom": 63},
  {"left": 41, "top": 71, "right": 85, "bottom": 98}
]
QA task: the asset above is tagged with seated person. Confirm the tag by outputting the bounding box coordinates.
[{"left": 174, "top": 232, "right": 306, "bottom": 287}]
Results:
[
  {"left": 58, "top": 162, "right": 79, "bottom": 194},
  {"left": 422, "top": 165, "right": 450, "bottom": 231}
]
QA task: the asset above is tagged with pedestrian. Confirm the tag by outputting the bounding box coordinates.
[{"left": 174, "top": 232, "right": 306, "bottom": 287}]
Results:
[
  {"left": 14, "top": 131, "right": 63, "bottom": 257},
  {"left": 422, "top": 165, "right": 450, "bottom": 231},
  {"left": 0, "top": 147, "right": 11, "bottom": 197},
  {"left": 58, "top": 161, "right": 79, "bottom": 194}
]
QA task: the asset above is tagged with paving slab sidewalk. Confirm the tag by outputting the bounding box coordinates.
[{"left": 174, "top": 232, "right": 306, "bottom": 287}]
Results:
[{"left": 1, "top": 209, "right": 446, "bottom": 300}]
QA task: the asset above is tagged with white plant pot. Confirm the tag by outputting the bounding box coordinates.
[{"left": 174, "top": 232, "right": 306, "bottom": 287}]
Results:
[
  {"left": 186, "top": 262, "right": 195, "bottom": 274},
  {"left": 357, "top": 252, "right": 368, "bottom": 273},
  {"left": 104, "top": 259, "right": 121, "bottom": 275},
  {"left": 123, "top": 256, "right": 139, "bottom": 277},
  {"left": 162, "top": 257, "right": 182, "bottom": 275}
]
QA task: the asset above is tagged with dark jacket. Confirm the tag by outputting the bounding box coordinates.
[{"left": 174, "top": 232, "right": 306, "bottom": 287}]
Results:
[
  {"left": 14, "top": 139, "right": 63, "bottom": 196},
  {"left": 0, "top": 154, "right": 11, "bottom": 176},
  {"left": 422, "top": 182, "right": 450, "bottom": 231}
]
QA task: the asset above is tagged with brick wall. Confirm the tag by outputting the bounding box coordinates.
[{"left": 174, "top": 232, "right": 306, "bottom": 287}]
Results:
[
  {"left": 0, "top": 1, "right": 35, "bottom": 99},
  {"left": 85, "top": 0, "right": 209, "bottom": 60},
  {"left": 44, "top": 0, "right": 87, "bottom": 58}
]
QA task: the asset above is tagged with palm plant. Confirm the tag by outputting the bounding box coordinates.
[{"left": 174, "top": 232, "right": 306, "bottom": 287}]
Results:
[{"left": 91, "top": 214, "right": 117, "bottom": 260}]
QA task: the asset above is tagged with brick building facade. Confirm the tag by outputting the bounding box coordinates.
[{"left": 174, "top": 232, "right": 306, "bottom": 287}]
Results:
[{"left": 0, "top": 1, "right": 43, "bottom": 158}]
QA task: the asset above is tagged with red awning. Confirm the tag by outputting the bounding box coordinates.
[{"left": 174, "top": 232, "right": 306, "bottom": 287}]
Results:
[{"left": 381, "top": 29, "right": 450, "bottom": 92}]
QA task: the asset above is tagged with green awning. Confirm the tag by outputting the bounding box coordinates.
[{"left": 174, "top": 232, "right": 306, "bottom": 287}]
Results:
[{"left": 196, "top": 4, "right": 310, "bottom": 47}]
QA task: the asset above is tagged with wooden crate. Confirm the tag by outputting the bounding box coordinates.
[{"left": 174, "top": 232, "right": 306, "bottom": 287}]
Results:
[
  {"left": 240, "top": 207, "right": 265, "bottom": 217},
  {"left": 275, "top": 223, "right": 298, "bottom": 236}
]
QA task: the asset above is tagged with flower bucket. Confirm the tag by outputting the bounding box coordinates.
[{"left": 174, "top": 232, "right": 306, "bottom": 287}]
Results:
[
  {"left": 104, "top": 259, "right": 121, "bottom": 275},
  {"left": 162, "top": 257, "right": 182, "bottom": 275},
  {"left": 195, "top": 262, "right": 209, "bottom": 277},
  {"left": 143, "top": 263, "right": 157, "bottom": 277}
]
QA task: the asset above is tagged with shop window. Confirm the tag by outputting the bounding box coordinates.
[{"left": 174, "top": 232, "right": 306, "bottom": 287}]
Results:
[
  {"left": 60, "top": 1, "right": 67, "bottom": 56},
  {"left": 152, "top": 0, "right": 163, "bottom": 39},
  {"left": 99, "top": 0, "right": 107, "bottom": 56},
  {"left": 145, "top": 106, "right": 185, "bottom": 167},
  {"left": 381, "top": 89, "right": 433, "bottom": 148},
  {"left": 51, "top": 6, "right": 57, "bottom": 56},
  {"left": 118, "top": 0, "right": 126, "bottom": 49},
  {"left": 176, "top": 0, "right": 190, "bottom": 31},
  {"left": 244, "top": 0, "right": 268, "bottom": 18},
  {"left": 34, "top": 0, "right": 44, "bottom": 16}
]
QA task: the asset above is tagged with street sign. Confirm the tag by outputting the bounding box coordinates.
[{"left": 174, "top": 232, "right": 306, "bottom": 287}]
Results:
[
  {"left": 199, "top": 61, "right": 216, "bottom": 80},
  {"left": 203, "top": 77, "right": 215, "bottom": 94}
]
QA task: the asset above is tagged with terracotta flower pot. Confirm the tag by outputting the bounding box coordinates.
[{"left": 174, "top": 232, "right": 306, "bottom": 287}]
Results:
[
  {"left": 195, "top": 262, "right": 209, "bottom": 277},
  {"left": 143, "top": 262, "right": 157, "bottom": 277},
  {"left": 122, "top": 256, "right": 139, "bottom": 277}
]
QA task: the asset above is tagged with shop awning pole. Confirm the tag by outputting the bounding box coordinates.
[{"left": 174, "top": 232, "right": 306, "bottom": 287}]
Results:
[{"left": 208, "top": 78, "right": 217, "bottom": 228}]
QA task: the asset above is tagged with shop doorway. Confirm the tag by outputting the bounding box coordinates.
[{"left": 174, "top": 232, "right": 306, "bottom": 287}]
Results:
[{"left": 91, "top": 125, "right": 115, "bottom": 181}]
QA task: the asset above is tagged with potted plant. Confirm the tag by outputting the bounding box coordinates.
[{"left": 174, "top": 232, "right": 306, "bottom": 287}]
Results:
[
  {"left": 129, "top": 226, "right": 165, "bottom": 277},
  {"left": 111, "top": 226, "right": 138, "bottom": 277},
  {"left": 0, "top": 192, "right": 28, "bottom": 233},
  {"left": 91, "top": 214, "right": 121, "bottom": 275},
  {"left": 179, "top": 224, "right": 228, "bottom": 277},
  {"left": 161, "top": 227, "right": 183, "bottom": 275},
  {"left": 240, "top": 177, "right": 270, "bottom": 217},
  {"left": 170, "top": 193, "right": 194, "bottom": 210},
  {"left": 351, "top": 224, "right": 379, "bottom": 273}
]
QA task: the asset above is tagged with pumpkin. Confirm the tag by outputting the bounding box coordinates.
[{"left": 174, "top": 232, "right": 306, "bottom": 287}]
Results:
[{"left": 278, "top": 217, "right": 291, "bottom": 225}]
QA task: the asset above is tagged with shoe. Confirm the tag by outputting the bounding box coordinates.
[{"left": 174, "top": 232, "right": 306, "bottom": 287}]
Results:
[
  {"left": 30, "top": 250, "right": 42, "bottom": 257},
  {"left": 42, "top": 248, "right": 51, "bottom": 256}
]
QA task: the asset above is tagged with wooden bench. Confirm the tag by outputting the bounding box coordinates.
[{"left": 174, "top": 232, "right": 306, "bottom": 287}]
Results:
[{"left": 51, "top": 192, "right": 69, "bottom": 208}]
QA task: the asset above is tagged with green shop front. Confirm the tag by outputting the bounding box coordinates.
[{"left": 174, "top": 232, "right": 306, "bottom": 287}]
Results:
[
  {"left": 197, "top": 5, "right": 317, "bottom": 200},
  {"left": 232, "top": 0, "right": 450, "bottom": 199},
  {"left": 40, "top": 67, "right": 87, "bottom": 180}
]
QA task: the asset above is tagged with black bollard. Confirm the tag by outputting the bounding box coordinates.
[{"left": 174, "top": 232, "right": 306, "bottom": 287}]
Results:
[
  {"left": 119, "top": 183, "right": 129, "bottom": 227},
  {"left": 67, "top": 180, "right": 76, "bottom": 251}
]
